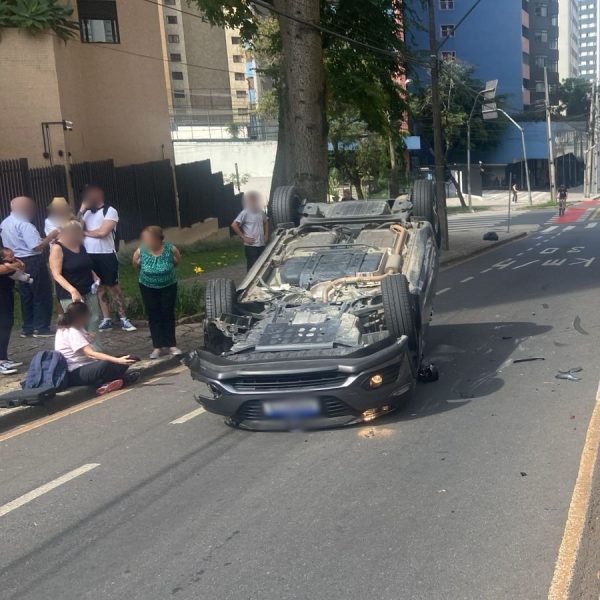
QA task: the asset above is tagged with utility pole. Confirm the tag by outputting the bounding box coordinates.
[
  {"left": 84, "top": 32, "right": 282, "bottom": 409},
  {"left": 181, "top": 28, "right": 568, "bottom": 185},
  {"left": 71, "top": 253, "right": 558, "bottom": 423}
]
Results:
[
  {"left": 427, "top": 0, "right": 449, "bottom": 250},
  {"left": 585, "top": 81, "right": 596, "bottom": 198},
  {"left": 544, "top": 67, "right": 556, "bottom": 204}
]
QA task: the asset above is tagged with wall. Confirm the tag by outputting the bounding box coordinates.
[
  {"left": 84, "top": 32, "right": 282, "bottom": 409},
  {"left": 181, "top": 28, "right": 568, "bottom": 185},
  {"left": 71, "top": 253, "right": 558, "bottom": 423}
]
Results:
[
  {"left": 174, "top": 141, "right": 277, "bottom": 178},
  {"left": 407, "top": 1, "right": 526, "bottom": 112},
  {"left": 54, "top": 0, "right": 174, "bottom": 166},
  {"left": 0, "top": 30, "right": 65, "bottom": 166}
]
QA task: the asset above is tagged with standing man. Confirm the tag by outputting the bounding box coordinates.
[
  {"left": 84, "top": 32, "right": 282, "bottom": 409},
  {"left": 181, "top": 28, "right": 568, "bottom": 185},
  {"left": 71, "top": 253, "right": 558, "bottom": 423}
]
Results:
[
  {"left": 78, "top": 185, "right": 136, "bottom": 332},
  {"left": 558, "top": 184, "right": 568, "bottom": 217},
  {"left": 512, "top": 182, "right": 519, "bottom": 203},
  {"left": 0, "top": 196, "right": 54, "bottom": 337}
]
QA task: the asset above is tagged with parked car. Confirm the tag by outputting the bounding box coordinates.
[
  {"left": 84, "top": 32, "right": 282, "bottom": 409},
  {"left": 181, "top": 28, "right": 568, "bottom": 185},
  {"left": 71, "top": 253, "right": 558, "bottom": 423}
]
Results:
[{"left": 186, "top": 181, "right": 440, "bottom": 430}]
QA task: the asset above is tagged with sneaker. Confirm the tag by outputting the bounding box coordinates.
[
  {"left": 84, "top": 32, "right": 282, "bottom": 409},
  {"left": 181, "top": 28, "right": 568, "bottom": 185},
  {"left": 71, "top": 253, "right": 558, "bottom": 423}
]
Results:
[
  {"left": 33, "top": 329, "right": 54, "bottom": 338},
  {"left": 120, "top": 318, "right": 137, "bottom": 332},
  {"left": 124, "top": 371, "right": 141, "bottom": 387},
  {"left": 98, "top": 318, "right": 113, "bottom": 331},
  {"left": 20, "top": 332, "right": 33, "bottom": 338},
  {"left": 2, "top": 360, "right": 23, "bottom": 369},
  {"left": 96, "top": 379, "right": 124, "bottom": 396},
  {"left": 169, "top": 347, "right": 183, "bottom": 356},
  {"left": 149, "top": 349, "right": 162, "bottom": 360},
  {"left": 0, "top": 364, "right": 18, "bottom": 376}
]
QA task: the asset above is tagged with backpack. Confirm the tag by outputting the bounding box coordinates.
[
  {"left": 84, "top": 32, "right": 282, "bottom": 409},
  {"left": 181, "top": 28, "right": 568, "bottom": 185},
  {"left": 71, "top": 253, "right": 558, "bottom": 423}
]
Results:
[
  {"left": 102, "top": 205, "right": 121, "bottom": 252},
  {"left": 22, "top": 351, "right": 69, "bottom": 392}
]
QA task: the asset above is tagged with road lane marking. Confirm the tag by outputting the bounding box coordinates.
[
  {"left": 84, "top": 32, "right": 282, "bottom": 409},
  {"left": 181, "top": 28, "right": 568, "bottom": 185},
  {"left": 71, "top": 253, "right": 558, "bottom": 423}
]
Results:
[
  {"left": 170, "top": 407, "right": 206, "bottom": 424},
  {"left": 585, "top": 222, "right": 597, "bottom": 229},
  {"left": 548, "top": 381, "right": 600, "bottom": 600},
  {"left": 564, "top": 225, "right": 575, "bottom": 231},
  {"left": 542, "top": 226, "right": 558, "bottom": 233},
  {"left": 460, "top": 277, "right": 474, "bottom": 283},
  {"left": 0, "top": 365, "right": 187, "bottom": 443},
  {"left": 0, "top": 463, "right": 100, "bottom": 518},
  {"left": 436, "top": 287, "right": 451, "bottom": 296}
]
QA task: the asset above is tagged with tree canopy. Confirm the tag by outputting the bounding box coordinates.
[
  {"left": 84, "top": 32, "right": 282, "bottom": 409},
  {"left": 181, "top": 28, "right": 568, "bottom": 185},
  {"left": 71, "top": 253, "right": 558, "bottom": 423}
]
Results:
[
  {"left": 557, "top": 78, "right": 592, "bottom": 119},
  {"left": 0, "top": 0, "right": 79, "bottom": 41}
]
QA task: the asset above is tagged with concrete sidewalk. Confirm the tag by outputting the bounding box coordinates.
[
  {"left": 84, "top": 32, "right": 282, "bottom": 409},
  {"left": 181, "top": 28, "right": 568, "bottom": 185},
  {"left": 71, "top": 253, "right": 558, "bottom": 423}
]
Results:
[
  {"left": 447, "top": 189, "right": 585, "bottom": 212},
  {"left": 0, "top": 223, "right": 534, "bottom": 421}
]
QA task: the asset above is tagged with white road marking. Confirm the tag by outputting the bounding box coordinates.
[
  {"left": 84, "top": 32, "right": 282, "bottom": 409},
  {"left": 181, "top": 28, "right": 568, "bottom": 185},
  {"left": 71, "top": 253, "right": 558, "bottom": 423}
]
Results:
[
  {"left": 481, "top": 268, "right": 492, "bottom": 273},
  {"left": 460, "top": 276, "right": 474, "bottom": 283},
  {"left": 516, "top": 253, "right": 524, "bottom": 257},
  {"left": 541, "top": 226, "right": 558, "bottom": 233},
  {"left": 564, "top": 225, "right": 576, "bottom": 231},
  {"left": 513, "top": 260, "right": 540, "bottom": 270},
  {"left": 526, "top": 247, "right": 534, "bottom": 251},
  {"left": 586, "top": 222, "right": 597, "bottom": 229},
  {"left": 170, "top": 407, "right": 206, "bottom": 424},
  {"left": 436, "top": 287, "right": 451, "bottom": 296},
  {"left": 0, "top": 463, "right": 100, "bottom": 518}
]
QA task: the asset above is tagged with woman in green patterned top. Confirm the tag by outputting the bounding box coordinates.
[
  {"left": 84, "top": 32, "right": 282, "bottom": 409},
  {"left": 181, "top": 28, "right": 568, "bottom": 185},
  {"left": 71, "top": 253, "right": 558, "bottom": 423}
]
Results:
[{"left": 133, "top": 226, "right": 182, "bottom": 359}]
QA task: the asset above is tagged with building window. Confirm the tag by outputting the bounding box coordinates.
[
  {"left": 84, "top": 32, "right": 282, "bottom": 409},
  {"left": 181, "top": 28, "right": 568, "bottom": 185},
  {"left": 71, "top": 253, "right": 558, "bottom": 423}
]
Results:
[
  {"left": 78, "top": 0, "right": 120, "bottom": 44},
  {"left": 535, "top": 81, "right": 545, "bottom": 92},
  {"left": 167, "top": 15, "right": 178, "bottom": 24},
  {"left": 534, "top": 29, "right": 548, "bottom": 42},
  {"left": 234, "top": 72, "right": 245, "bottom": 81},
  {"left": 231, "top": 36, "right": 241, "bottom": 44},
  {"left": 440, "top": 0, "right": 454, "bottom": 8},
  {"left": 441, "top": 51, "right": 456, "bottom": 61},
  {"left": 534, "top": 3, "right": 548, "bottom": 17},
  {"left": 173, "top": 90, "right": 185, "bottom": 99},
  {"left": 232, "top": 55, "right": 243, "bottom": 63},
  {"left": 535, "top": 55, "right": 547, "bottom": 67},
  {"left": 170, "top": 53, "right": 182, "bottom": 62},
  {"left": 236, "top": 90, "right": 247, "bottom": 98},
  {"left": 440, "top": 24, "right": 455, "bottom": 38},
  {"left": 172, "top": 71, "right": 184, "bottom": 80},
  {"left": 238, "top": 108, "right": 249, "bottom": 116},
  {"left": 168, "top": 34, "right": 180, "bottom": 43},
  {"left": 164, "top": 0, "right": 176, "bottom": 4}
]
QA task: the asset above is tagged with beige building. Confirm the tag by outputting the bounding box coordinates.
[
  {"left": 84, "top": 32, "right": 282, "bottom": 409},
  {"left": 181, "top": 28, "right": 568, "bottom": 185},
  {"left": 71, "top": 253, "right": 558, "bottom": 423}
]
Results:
[
  {"left": 0, "top": 0, "right": 174, "bottom": 169},
  {"left": 161, "top": 0, "right": 252, "bottom": 126},
  {"left": 558, "top": 0, "right": 580, "bottom": 81}
]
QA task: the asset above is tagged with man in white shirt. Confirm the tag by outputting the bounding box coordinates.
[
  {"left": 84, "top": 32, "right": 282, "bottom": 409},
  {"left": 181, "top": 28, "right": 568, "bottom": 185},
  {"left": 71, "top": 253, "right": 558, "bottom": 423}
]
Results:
[
  {"left": 0, "top": 196, "right": 54, "bottom": 337},
  {"left": 78, "top": 185, "right": 136, "bottom": 332}
]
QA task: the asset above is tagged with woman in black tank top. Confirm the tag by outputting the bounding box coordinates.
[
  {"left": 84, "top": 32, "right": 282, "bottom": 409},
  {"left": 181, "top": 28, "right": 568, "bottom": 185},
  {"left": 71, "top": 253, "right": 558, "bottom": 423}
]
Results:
[{"left": 49, "top": 220, "right": 100, "bottom": 336}]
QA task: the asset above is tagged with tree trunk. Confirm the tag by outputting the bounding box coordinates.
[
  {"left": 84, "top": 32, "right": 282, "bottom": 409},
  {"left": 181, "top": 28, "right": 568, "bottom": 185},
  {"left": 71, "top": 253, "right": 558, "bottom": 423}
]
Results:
[
  {"left": 388, "top": 134, "right": 400, "bottom": 198},
  {"left": 274, "top": 0, "right": 328, "bottom": 202},
  {"left": 448, "top": 170, "right": 467, "bottom": 208},
  {"left": 350, "top": 175, "right": 364, "bottom": 199}
]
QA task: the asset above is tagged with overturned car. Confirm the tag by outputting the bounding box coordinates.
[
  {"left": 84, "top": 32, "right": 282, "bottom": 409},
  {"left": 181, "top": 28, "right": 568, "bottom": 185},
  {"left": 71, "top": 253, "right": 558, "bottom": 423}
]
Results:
[{"left": 186, "top": 181, "right": 440, "bottom": 430}]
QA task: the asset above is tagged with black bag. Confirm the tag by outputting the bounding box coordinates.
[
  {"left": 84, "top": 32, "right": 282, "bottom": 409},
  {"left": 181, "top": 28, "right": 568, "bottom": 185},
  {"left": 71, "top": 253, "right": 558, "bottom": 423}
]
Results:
[
  {"left": 0, "top": 386, "right": 56, "bottom": 408},
  {"left": 103, "top": 205, "right": 121, "bottom": 252}
]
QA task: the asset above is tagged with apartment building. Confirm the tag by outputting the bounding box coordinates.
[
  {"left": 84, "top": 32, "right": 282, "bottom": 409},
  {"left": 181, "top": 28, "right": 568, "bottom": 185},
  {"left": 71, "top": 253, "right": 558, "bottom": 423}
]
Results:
[
  {"left": 0, "top": 0, "right": 173, "bottom": 168},
  {"left": 558, "top": 0, "right": 580, "bottom": 81},
  {"left": 161, "top": 0, "right": 252, "bottom": 126},
  {"left": 579, "top": 0, "right": 599, "bottom": 81}
]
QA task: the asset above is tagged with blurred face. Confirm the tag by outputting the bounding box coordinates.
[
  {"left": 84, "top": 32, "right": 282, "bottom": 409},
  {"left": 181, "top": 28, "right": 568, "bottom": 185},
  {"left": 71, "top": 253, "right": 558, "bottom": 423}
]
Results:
[
  {"left": 245, "top": 194, "right": 262, "bottom": 211},
  {"left": 50, "top": 204, "right": 72, "bottom": 221},
  {"left": 141, "top": 230, "right": 162, "bottom": 251},
  {"left": 59, "top": 224, "right": 84, "bottom": 246},
  {"left": 343, "top": 189, "right": 352, "bottom": 200},
  {"left": 2, "top": 249, "right": 15, "bottom": 263},
  {"left": 73, "top": 312, "right": 90, "bottom": 329},
  {"left": 83, "top": 188, "right": 104, "bottom": 209}
]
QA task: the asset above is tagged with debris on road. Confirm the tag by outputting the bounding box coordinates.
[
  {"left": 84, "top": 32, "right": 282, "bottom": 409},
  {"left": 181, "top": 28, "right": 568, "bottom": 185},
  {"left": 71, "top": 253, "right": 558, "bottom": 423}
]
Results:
[
  {"left": 573, "top": 316, "right": 590, "bottom": 335},
  {"left": 513, "top": 357, "right": 545, "bottom": 364},
  {"left": 418, "top": 363, "right": 439, "bottom": 383},
  {"left": 555, "top": 372, "right": 582, "bottom": 382},
  {"left": 520, "top": 472, "right": 527, "bottom": 477},
  {"left": 483, "top": 232, "right": 499, "bottom": 241},
  {"left": 558, "top": 367, "right": 583, "bottom": 375}
]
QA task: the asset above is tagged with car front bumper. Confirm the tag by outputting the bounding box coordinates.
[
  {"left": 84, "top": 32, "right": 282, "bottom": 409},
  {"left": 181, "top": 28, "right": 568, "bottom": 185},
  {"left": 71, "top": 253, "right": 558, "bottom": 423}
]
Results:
[{"left": 186, "top": 337, "right": 415, "bottom": 430}]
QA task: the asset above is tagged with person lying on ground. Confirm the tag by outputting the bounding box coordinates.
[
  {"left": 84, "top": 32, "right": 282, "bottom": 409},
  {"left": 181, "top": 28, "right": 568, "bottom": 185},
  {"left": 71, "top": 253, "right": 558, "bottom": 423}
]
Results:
[{"left": 55, "top": 302, "right": 140, "bottom": 396}]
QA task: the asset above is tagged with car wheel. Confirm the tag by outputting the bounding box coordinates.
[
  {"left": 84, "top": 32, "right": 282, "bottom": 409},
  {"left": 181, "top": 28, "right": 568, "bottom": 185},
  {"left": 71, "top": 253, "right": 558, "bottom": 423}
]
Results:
[
  {"left": 205, "top": 278, "right": 236, "bottom": 321},
  {"left": 411, "top": 180, "right": 441, "bottom": 248},
  {"left": 382, "top": 273, "right": 420, "bottom": 357},
  {"left": 270, "top": 186, "right": 303, "bottom": 228}
]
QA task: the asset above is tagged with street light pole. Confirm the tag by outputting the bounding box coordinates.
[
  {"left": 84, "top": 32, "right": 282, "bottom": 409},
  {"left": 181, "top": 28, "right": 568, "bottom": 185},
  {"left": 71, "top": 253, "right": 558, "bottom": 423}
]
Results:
[
  {"left": 467, "top": 82, "right": 497, "bottom": 212},
  {"left": 497, "top": 109, "right": 532, "bottom": 205}
]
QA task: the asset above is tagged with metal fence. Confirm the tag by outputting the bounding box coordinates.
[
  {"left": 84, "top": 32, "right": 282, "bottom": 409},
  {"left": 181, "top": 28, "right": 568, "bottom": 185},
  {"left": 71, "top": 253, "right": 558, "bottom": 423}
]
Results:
[
  {"left": 0, "top": 159, "right": 68, "bottom": 233},
  {"left": 1, "top": 157, "right": 239, "bottom": 242},
  {"left": 175, "top": 160, "right": 243, "bottom": 229}
]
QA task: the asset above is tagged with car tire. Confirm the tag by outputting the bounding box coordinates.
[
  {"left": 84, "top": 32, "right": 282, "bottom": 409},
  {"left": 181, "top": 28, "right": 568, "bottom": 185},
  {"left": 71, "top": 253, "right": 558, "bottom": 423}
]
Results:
[
  {"left": 205, "top": 278, "right": 236, "bottom": 321},
  {"left": 411, "top": 180, "right": 441, "bottom": 248},
  {"left": 382, "top": 273, "right": 419, "bottom": 354},
  {"left": 270, "top": 185, "right": 303, "bottom": 228}
]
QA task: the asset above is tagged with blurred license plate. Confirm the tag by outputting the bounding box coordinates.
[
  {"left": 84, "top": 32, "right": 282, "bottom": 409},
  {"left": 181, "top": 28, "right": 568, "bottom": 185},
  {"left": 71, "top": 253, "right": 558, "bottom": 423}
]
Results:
[{"left": 263, "top": 399, "right": 320, "bottom": 419}]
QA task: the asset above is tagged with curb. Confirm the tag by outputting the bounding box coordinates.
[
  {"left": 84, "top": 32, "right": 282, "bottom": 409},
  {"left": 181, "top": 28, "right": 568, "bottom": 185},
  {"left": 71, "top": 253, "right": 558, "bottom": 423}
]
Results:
[
  {"left": 0, "top": 354, "right": 186, "bottom": 432},
  {"left": 441, "top": 231, "right": 528, "bottom": 269}
]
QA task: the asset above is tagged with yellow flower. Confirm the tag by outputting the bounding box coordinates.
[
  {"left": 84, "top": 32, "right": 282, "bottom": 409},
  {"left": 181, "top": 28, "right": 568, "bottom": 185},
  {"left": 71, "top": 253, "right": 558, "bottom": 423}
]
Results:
[{"left": 194, "top": 266, "right": 204, "bottom": 274}]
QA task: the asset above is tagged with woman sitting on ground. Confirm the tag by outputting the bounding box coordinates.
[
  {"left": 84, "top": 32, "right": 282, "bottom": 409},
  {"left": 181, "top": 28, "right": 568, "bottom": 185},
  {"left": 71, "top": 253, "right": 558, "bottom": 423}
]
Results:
[
  {"left": 49, "top": 220, "right": 100, "bottom": 335},
  {"left": 132, "top": 226, "right": 182, "bottom": 359},
  {"left": 55, "top": 302, "right": 139, "bottom": 395}
]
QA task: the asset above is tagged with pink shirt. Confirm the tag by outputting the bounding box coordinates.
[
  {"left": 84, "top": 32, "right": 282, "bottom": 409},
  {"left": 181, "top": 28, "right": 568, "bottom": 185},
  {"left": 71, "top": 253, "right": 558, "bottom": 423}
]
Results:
[{"left": 55, "top": 327, "right": 95, "bottom": 371}]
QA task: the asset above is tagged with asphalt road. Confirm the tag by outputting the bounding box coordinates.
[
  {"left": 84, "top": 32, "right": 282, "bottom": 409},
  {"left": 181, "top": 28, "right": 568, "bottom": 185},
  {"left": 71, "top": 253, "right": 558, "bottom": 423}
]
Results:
[{"left": 2, "top": 207, "right": 600, "bottom": 600}]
